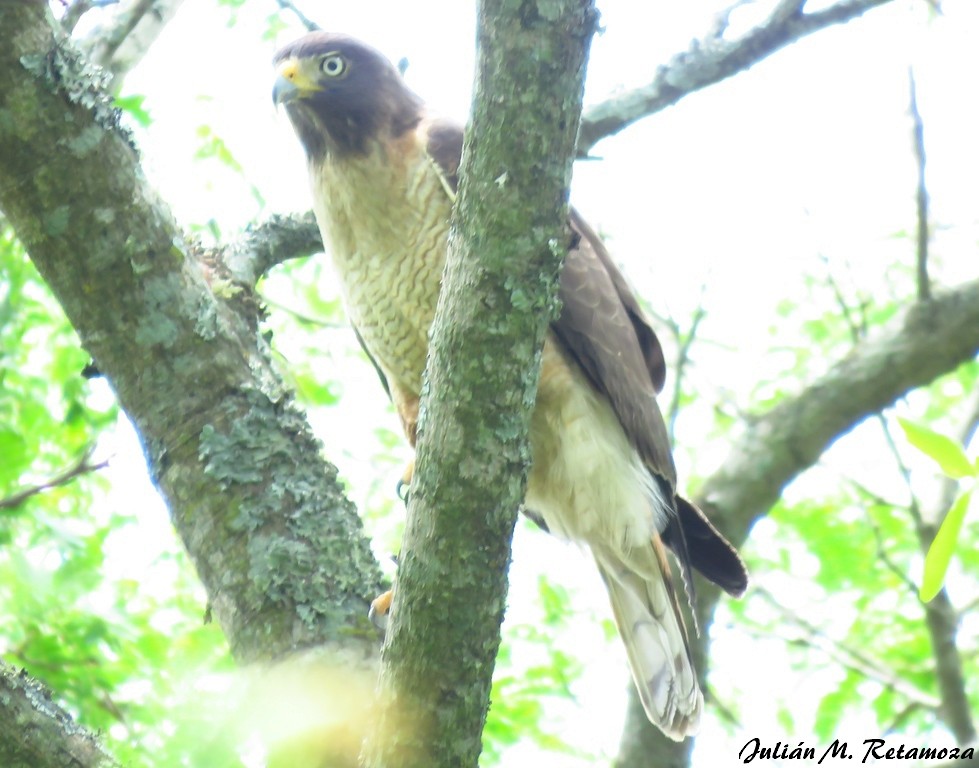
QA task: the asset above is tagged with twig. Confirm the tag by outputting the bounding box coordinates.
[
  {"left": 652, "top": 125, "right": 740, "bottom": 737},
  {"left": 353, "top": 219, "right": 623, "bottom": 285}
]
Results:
[
  {"left": 262, "top": 296, "right": 347, "bottom": 329},
  {"left": 883, "top": 701, "right": 924, "bottom": 734},
  {"left": 846, "top": 477, "right": 920, "bottom": 594},
  {"left": 819, "top": 253, "right": 866, "bottom": 343},
  {"left": 877, "top": 413, "right": 928, "bottom": 534},
  {"left": 0, "top": 447, "right": 108, "bottom": 512},
  {"left": 666, "top": 292, "right": 708, "bottom": 443},
  {"left": 753, "top": 586, "right": 942, "bottom": 710},
  {"left": 959, "top": 595, "right": 979, "bottom": 617},
  {"left": 274, "top": 0, "right": 320, "bottom": 31},
  {"left": 577, "top": 0, "right": 897, "bottom": 154},
  {"left": 865, "top": 506, "right": 920, "bottom": 595},
  {"left": 909, "top": 68, "right": 931, "bottom": 302},
  {"left": 702, "top": 681, "right": 742, "bottom": 728}
]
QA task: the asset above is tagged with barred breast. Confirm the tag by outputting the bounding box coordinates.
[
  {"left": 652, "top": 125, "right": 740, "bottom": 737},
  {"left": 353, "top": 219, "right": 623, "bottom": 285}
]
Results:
[{"left": 310, "top": 138, "right": 451, "bottom": 394}]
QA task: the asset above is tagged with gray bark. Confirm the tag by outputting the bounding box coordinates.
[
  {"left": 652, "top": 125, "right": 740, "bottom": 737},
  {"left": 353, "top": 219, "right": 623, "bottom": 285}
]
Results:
[
  {"left": 359, "top": 1, "right": 597, "bottom": 766},
  {"left": 2, "top": 2, "right": 975, "bottom": 768},
  {"left": 0, "top": 661, "right": 118, "bottom": 768},
  {"left": 0, "top": 0, "right": 381, "bottom": 673}
]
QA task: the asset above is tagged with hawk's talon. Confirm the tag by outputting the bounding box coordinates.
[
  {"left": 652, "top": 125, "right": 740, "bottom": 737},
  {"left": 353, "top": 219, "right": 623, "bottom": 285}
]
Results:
[
  {"left": 397, "top": 458, "right": 415, "bottom": 505},
  {"left": 396, "top": 478, "right": 410, "bottom": 504}
]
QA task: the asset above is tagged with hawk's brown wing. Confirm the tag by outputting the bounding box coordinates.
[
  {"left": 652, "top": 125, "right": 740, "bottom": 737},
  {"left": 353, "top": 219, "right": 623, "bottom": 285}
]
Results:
[
  {"left": 424, "top": 119, "right": 746, "bottom": 598},
  {"left": 557, "top": 211, "right": 747, "bottom": 599},
  {"left": 554, "top": 211, "right": 674, "bottom": 486}
]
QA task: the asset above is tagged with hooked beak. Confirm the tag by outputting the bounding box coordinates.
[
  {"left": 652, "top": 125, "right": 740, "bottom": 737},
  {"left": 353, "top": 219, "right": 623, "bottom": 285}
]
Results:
[
  {"left": 272, "top": 58, "right": 315, "bottom": 106},
  {"left": 272, "top": 74, "right": 299, "bottom": 106}
]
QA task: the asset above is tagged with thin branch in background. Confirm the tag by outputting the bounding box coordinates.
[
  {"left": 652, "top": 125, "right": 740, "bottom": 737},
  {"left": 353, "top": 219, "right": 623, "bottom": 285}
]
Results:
[
  {"left": 89, "top": 0, "right": 155, "bottom": 67},
  {"left": 863, "top": 502, "right": 921, "bottom": 595},
  {"left": 62, "top": 0, "right": 94, "bottom": 33},
  {"left": 879, "top": 389, "right": 979, "bottom": 744},
  {"left": 262, "top": 296, "right": 347, "bottom": 329},
  {"left": 884, "top": 701, "right": 926, "bottom": 734},
  {"left": 0, "top": 446, "right": 108, "bottom": 512},
  {"left": 74, "top": 0, "right": 185, "bottom": 83},
  {"left": 959, "top": 594, "right": 979, "bottom": 617},
  {"left": 877, "top": 412, "right": 928, "bottom": 534},
  {"left": 819, "top": 252, "right": 867, "bottom": 343},
  {"left": 665, "top": 290, "right": 708, "bottom": 444},
  {"left": 61, "top": 0, "right": 123, "bottom": 33},
  {"left": 576, "top": 0, "right": 897, "bottom": 154},
  {"left": 845, "top": 474, "right": 920, "bottom": 593},
  {"left": 274, "top": 0, "right": 320, "bottom": 31},
  {"left": 909, "top": 67, "right": 931, "bottom": 302},
  {"left": 702, "top": 681, "right": 742, "bottom": 728},
  {"left": 753, "top": 586, "right": 942, "bottom": 711},
  {"left": 955, "top": 384, "right": 979, "bottom": 455}
]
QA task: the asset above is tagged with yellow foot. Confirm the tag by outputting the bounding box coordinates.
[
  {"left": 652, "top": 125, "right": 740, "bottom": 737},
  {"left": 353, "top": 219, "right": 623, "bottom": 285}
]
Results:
[{"left": 368, "top": 589, "right": 393, "bottom": 629}]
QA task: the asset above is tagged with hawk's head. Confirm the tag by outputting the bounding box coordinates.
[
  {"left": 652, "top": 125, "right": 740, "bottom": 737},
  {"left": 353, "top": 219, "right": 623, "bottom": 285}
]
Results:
[{"left": 272, "top": 32, "right": 424, "bottom": 160}]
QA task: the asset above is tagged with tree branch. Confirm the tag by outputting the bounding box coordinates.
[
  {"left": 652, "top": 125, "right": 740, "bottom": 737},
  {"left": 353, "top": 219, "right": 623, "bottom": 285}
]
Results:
[
  {"left": 360, "top": 2, "right": 597, "bottom": 766},
  {"left": 224, "top": 210, "right": 322, "bottom": 287},
  {"left": 665, "top": 291, "right": 708, "bottom": 443},
  {"left": 272, "top": 0, "right": 320, "bottom": 32},
  {"left": 577, "top": 0, "right": 896, "bottom": 155},
  {"left": 0, "top": 446, "right": 107, "bottom": 512},
  {"left": 915, "top": 386, "right": 979, "bottom": 745},
  {"left": 0, "top": 660, "right": 118, "bottom": 768},
  {"left": 753, "top": 587, "right": 942, "bottom": 710},
  {"left": 618, "top": 278, "right": 979, "bottom": 766},
  {"left": 75, "top": 0, "right": 187, "bottom": 84},
  {"left": 0, "top": 0, "right": 381, "bottom": 680},
  {"left": 698, "top": 278, "right": 979, "bottom": 551},
  {"left": 909, "top": 68, "right": 931, "bottom": 302}
]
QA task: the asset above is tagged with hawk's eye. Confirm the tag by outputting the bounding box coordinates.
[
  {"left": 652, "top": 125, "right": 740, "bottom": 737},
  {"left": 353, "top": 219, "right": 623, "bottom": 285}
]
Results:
[{"left": 320, "top": 54, "right": 347, "bottom": 77}]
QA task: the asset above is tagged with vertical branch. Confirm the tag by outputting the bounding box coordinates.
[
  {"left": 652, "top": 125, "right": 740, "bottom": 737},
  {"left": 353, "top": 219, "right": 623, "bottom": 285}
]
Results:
[
  {"left": 909, "top": 68, "right": 930, "bottom": 302},
  {"left": 666, "top": 298, "right": 708, "bottom": 444},
  {"left": 878, "top": 393, "right": 978, "bottom": 744},
  {"left": 923, "top": 388, "right": 979, "bottom": 744},
  {"left": 360, "top": 3, "right": 597, "bottom": 767}
]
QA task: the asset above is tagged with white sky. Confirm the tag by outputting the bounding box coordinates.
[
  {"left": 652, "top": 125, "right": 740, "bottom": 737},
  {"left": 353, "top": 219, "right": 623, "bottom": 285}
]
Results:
[{"left": 84, "top": 0, "right": 979, "bottom": 765}]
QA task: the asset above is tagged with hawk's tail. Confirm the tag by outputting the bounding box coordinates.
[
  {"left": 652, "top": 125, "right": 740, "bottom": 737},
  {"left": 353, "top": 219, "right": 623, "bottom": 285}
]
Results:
[{"left": 593, "top": 539, "right": 702, "bottom": 740}]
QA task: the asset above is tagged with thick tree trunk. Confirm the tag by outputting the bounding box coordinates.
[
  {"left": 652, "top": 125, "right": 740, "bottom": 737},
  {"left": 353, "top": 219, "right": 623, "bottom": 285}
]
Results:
[
  {"left": 0, "top": 0, "right": 381, "bottom": 674},
  {"left": 0, "top": 661, "right": 118, "bottom": 768}
]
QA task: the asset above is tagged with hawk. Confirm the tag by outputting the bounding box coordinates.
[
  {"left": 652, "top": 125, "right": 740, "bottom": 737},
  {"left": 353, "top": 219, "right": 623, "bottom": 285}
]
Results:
[{"left": 272, "top": 32, "right": 747, "bottom": 740}]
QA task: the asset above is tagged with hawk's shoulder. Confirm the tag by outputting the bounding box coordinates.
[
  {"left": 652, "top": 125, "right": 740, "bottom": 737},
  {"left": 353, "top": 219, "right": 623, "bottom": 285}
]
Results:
[{"left": 423, "top": 118, "right": 464, "bottom": 193}]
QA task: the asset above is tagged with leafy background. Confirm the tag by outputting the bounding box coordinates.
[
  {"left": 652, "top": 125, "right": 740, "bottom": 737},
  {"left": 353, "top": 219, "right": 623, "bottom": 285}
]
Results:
[{"left": 1, "top": 0, "right": 976, "bottom": 766}]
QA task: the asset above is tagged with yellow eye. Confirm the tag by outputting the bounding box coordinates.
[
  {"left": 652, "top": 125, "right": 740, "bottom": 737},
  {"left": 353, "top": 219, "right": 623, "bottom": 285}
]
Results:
[{"left": 320, "top": 54, "right": 346, "bottom": 77}]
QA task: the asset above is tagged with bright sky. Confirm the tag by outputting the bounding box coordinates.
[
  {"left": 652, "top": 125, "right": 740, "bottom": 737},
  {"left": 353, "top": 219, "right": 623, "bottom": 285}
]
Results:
[{"left": 83, "top": 0, "right": 979, "bottom": 765}]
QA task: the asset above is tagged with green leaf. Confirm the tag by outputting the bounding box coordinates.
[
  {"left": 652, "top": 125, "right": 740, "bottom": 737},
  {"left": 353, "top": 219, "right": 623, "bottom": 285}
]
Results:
[
  {"left": 0, "top": 427, "right": 28, "bottom": 487},
  {"left": 898, "top": 418, "right": 974, "bottom": 479},
  {"left": 814, "top": 672, "right": 859, "bottom": 740},
  {"left": 919, "top": 489, "right": 973, "bottom": 602},
  {"left": 113, "top": 94, "right": 152, "bottom": 127}
]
